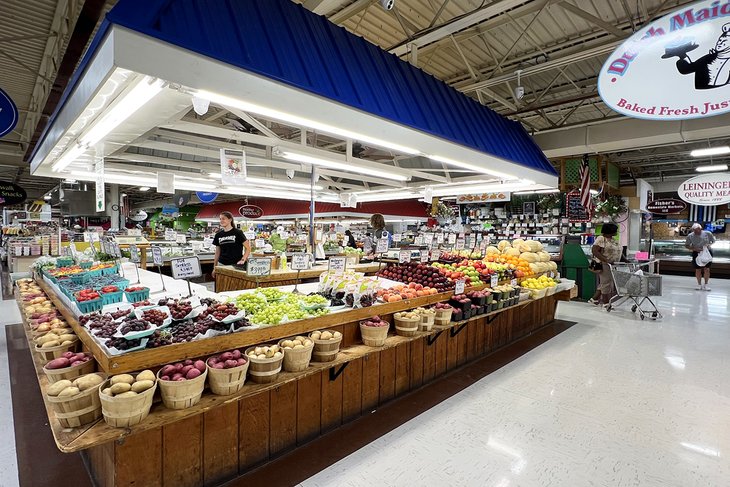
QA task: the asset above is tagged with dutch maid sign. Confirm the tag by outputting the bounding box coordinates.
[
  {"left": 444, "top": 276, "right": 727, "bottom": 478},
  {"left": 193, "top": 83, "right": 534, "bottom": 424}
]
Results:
[{"left": 599, "top": 0, "right": 730, "bottom": 119}]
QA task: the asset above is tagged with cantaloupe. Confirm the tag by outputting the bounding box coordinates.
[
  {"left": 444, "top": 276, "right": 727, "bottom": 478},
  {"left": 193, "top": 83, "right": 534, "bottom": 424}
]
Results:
[
  {"left": 497, "top": 240, "right": 512, "bottom": 252},
  {"left": 520, "top": 252, "right": 538, "bottom": 263},
  {"left": 504, "top": 247, "right": 521, "bottom": 257},
  {"left": 486, "top": 246, "right": 500, "bottom": 255}
]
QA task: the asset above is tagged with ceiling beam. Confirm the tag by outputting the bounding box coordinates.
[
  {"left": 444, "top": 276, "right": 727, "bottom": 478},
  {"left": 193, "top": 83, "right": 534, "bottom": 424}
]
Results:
[
  {"left": 558, "top": 3, "right": 625, "bottom": 38},
  {"left": 329, "top": 0, "right": 375, "bottom": 24},
  {"left": 302, "top": 0, "right": 350, "bottom": 16}
]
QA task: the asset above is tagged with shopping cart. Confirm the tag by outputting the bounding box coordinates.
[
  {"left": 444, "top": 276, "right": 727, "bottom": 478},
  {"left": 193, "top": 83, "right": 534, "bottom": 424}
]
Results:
[{"left": 605, "top": 261, "right": 663, "bottom": 320}]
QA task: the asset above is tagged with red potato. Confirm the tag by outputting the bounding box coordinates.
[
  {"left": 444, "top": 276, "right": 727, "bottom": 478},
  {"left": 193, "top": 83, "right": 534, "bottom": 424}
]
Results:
[
  {"left": 160, "top": 365, "right": 175, "bottom": 376},
  {"left": 220, "top": 352, "right": 233, "bottom": 361},
  {"left": 175, "top": 377, "right": 186, "bottom": 381},
  {"left": 161, "top": 375, "right": 170, "bottom": 381},
  {"left": 62, "top": 351, "right": 75, "bottom": 359},
  {"left": 207, "top": 357, "right": 218, "bottom": 366},
  {"left": 194, "top": 360, "right": 206, "bottom": 372},
  {"left": 171, "top": 373, "right": 183, "bottom": 381},
  {"left": 70, "top": 360, "right": 84, "bottom": 367},
  {"left": 184, "top": 359, "right": 193, "bottom": 366},
  {"left": 186, "top": 368, "right": 201, "bottom": 380},
  {"left": 236, "top": 358, "right": 246, "bottom": 366},
  {"left": 212, "top": 363, "right": 224, "bottom": 369},
  {"left": 181, "top": 365, "right": 193, "bottom": 375},
  {"left": 46, "top": 357, "right": 70, "bottom": 369},
  {"left": 231, "top": 350, "right": 242, "bottom": 360},
  {"left": 224, "top": 359, "right": 238, "bottom": 368}
]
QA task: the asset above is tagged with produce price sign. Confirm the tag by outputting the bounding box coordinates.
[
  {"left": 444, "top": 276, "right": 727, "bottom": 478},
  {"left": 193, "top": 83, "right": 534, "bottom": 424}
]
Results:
[
  {"left": 420, "top": 252, "right": 430, "bottom": 263},
  {"left": 566, "top": 192, "right": 591, "bottom": 222},
  {"left": 431, "top": 249, "right": 441, "bottom": 261},
  {"left": 455, "top": 238, "right": 465, "bottom": 250},
  {"left": 511, "top": 278, "right": 518, "bottom": 287},
  {"left": 424, "top": 233, "right": 434, "bottom": 246},
  {"left": 328, "top": 256, "right": 347, "bottom": 274},
  {"left": 490, "top": 274, "right": 499, "bottom": 288},
  {"left": 113, "top": 243, "right": 122, "bottom": 258},
  {"left": 244, "top": 231, "right": 256, "bottom": 241},
  {"left": 480, "top": 239, "right": 488, "bottom": 252},
  {"left": 392, "top": 234, "right": 402, "bottom": 243},
  {"left": 254, "top": 238, "right": 265, "bottom": 249},
  {"left": 129, "top": 244, "right": 140, "bottom": 264},
  {"left": 414, "top": 235, "right": 424, "bottom": 246},
  {"left": 171, "top": 256, "right": 202, "bottom": 279},
  {"left": 151, "top": 246, "right": 164, "bottom": 266},
  {"left": 448, "top": 233, "right": 457, "bottom": 245},
  {"left": 376, "top": 238, "right": 389, "bottom": 254},
  {"left": 437, "top": 233, "right": 444, "bottom": 244},
  {"left": 176, "top": 234, "right": 187, "bottom": 244},
  {"left": 164, "top": 229, "right": 175, "bottom": 241},
  {"left": 399, "top": 250, "right": 411, "bottom": 263},
  {"left": 291, "top": 253, "right": 310, "bottom": 271},
  {"left": 454, "top": 279, "right": 466, "bottom": 294},
  {"left": 247, "top": 258, "right": 272, "bottom": 277}
]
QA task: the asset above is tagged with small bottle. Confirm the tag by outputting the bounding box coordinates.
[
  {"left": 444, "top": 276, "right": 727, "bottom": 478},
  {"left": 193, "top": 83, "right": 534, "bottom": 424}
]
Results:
[{"left": 280, "top": 251, "right": 287, "bottom": 270}]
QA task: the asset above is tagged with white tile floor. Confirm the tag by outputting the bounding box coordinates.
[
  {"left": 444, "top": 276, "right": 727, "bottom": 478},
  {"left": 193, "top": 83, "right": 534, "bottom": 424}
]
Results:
[
  {"left": 301, "top": 275, "right": 730, "bottom": 487},
  {"left": 0, "top": 276, "right": 728, "bottom": 487}
]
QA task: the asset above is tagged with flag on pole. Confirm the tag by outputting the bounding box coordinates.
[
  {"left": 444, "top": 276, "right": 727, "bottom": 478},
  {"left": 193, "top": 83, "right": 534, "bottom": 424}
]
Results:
[{"left": 579, "top": 155, "right": 592, "bottom": 211}]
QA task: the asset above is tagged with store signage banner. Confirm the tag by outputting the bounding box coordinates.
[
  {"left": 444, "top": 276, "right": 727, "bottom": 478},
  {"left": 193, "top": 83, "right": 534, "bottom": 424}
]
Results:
[
  {"left": 678, "top": 173, "right": 730, "bottom": 205},
  {"left": 456, "top": 192, "right": 510, "bottom": 204},
  {"left": 646, "top": 198, "right": 687, "bottom": 214},
  {"left": 220, "top": 149, "right": 247, "bottom": 184},
  {"left": 599, "top": 0, "right": 730, "bottom": 120},
  {"left": 95, "top": 156, "right": 104, "bottom": 212},
  {"left": 196, "top": 192, "right": 218, "bottom": 204},
  {"left": 0, "top": 181, "right": 26, "bottom": 206},
  {"left": 0, "top": 88, "right": 18, "bottom": 138},
  {"left": 158, "top": 172, "right": 175, "bottom": 194},
  {"left": 239, "top": 204, "right": 263, "bottom": 219}
]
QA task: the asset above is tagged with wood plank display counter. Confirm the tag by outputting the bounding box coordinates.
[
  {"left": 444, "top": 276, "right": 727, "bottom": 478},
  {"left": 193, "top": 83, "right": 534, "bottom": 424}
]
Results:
[
  {"left": 214, "top": 262, "right": 382, "bottom": 291},
  {"left": 18, "top": 276, "right": 574, "bottom": 486}
]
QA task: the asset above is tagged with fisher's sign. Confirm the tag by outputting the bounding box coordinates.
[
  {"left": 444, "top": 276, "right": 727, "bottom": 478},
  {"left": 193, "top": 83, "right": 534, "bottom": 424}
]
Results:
[
  {"left": 678, "top": 173, "right": 730, "bottom": 205},
  {"left": 599, "top": 0, "right": 730, "bottom": 120}
]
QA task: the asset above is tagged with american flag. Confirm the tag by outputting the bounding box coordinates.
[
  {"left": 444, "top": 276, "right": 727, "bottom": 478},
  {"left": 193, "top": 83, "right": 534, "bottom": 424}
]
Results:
[{"left": 579, "top": 154, "right": 592, "bottom": 212}]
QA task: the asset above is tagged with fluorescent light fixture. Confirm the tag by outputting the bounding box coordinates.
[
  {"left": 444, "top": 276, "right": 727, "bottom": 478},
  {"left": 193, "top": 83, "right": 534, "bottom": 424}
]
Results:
[
  {"left": 138, "top": 187, "right": 150, "bottom": 192},
  {"left": 196, "top": 90, "right": 420, "bottom": 155},
  {"left": 429, "top": 154, "right": 518, "bottom": 180},
  {"left": 63, "top": 178, "right": 77, "bottom": 183},
  {"left": 70, "top": 171, "right": 156, "bottom": 186},
  {"left": 278, "top": 149, "right": 410, "bottom": 182},
  {"left": 222, "top": 186, "right": 319, "bottom": 202},
  {"left": 245, "top": 176, "right": 322, "bottom": 191},
  {"left": 354, "top": 191, "right": 424, "bottom": 202},
  {"left": 514, "top": 189, "right": 559, "bottom": 195},
  {"left": 690, "top": 146, "right": 730, "bottom": 157},
  {"left": 208, "top": 172, "right": 222, "bottom": 179},
  {"left": 175, "top": 181, "right": 217, "bottom": 191},
  {"left": 680, "top": 442, "right": 721, "bottom": 458},
  {"left": 431, "top": 180, "right": 538, "bottom": 197},
  {"left": 43, "top": 195, "right": 51, "bottom": 200},
  {"left": 80, "top": 77, "right": 164, "bottom": 146},
  {"left": 695, "top": 164, "right": 728, "bottom": 172},
  {"left": 52, "top": 144, "right": 86, "bottom": 172}
]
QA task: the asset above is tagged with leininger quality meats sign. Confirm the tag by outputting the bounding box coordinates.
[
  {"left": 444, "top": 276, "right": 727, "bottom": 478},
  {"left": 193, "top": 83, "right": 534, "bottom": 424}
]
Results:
[
  {"left": 678, "top": 172, "right": 730, "bottom": 205},
  {"left": 599, "top": 0, "right": 730, "bottom": 120}
]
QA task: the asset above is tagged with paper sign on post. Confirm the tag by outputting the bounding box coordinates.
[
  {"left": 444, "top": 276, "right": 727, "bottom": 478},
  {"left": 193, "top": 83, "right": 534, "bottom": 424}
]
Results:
[
  {"left": 129, "top": 244, "right": 140, "bottom": 264},
  {"left": 244, "top": 231, "right": 256, "bottom": 241},
  {"left": 437, "top": 234, "right": 444, "bottom": 244},
  {"left": 455, "top": 238, "right": 465, "bottom": 250},
  {"left": 490, "top": 274, "right": 498, "bottom": 287},
  {"left": 247, "top": 257, "right": 272, "bottom": 276},
  {"left": 152, "top": 246, "right": 164, "bottom": 266},
  {"left": 399, "top": 250, "right": 411, "bottom": 263},
  {"left": 448, "top": 233, "right": 457, "bottom": 245},
  {"left": 431, "top": 249, "right": 441, "bottom": 261},
  {"left": 255, "top": 238, "right": 265, "bottom": 249},
  {"left": 392, "top": 234, "right": 402, "bottom": 243},
  {"left": 328, "top": 256, "right": 347, "bottom": 274},
  {"left": 420, "top": 252, "right": 429, "bottom": 263},
  {"left": 176, "top": 234, "right": 187, "bottom": 244},
  {"left": 291, "top": 253, "right": 310, "bottom": 271},
  {"left": 376, "top": 238, "right": 388, "bottom": 254},
  {"left": 511, "top": 278, "right": 518, "bottom": 287},
  {"left": 171, "top": 256, "right": 202, "bottom": 279},
  {"left": 454, "top": 279, "right": 466, "bottom": 294}
]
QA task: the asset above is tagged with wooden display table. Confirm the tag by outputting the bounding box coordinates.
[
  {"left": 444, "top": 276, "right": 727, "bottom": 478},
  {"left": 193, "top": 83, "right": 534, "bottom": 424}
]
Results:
[
  {"left": 18, "top": 277, "right": 574, "bottom": 486},
  {"left": 214, "top": 262, "right": 382, "bottom": 292},
  {"left": 117, "top": 243, "right": 149, "bottom": 268}
]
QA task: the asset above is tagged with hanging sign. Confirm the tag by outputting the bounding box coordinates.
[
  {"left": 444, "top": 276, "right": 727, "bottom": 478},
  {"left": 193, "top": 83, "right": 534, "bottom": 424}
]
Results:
[
  {"left": 0, "top": 181, "right": 26, "bottom": 206},
  {"left": 95, "top": 156, "right": 105, "bottom": 212},
  {"left": 375, "top": 238, "right": 389, "bottom": 254},
  {"left": 239, "top": 204, "right": 264, "bottom": 219},
  {"left": 171, "top": 256, "right": 202, "bottom": 279},
  {"left": 129, "top": 210, "right": 147, "bottom": 222},
  {"left": 328, "top": 256, "right": 347, "bottom": 274},
  {"left": 196, "top": 192, "right": 218, "bottom": 204},
  {"left": 678, "top": 173, "right": 730, "bottom": 205},
  {"left": 291, "top": 253, "right": 310, "bottom": 270},
  {"left": 646, "top": 198, "right": 687, "bottom": 214},
  {"left": 161, "top": 204, "right": 178, "bottom": 216},
  {"left": 151, "top": 246, "right": 164, "bottom": 266},
  {"left": 0, "top": 88, "right": 18, "bottom": 138},
  {"left": 247, "top": 257, "right": 272, "bottom": 276},
  {"left": 399, "top": 249, "right": 411, "bottom": 263},
  {"left": 158, "top": 172, "right": 175, "bottom": 194},
  {"left": 599, "top": 0, "right": 730, "bottom": 120},
  {"left": 566, "top": 192, "right": 591, "bottom": 222},
  {"left": 456, "top": 192, "right": 510, "bottom": 203},
  {"left": 220, "top": 148, "right": 247, "bottom": 184}
]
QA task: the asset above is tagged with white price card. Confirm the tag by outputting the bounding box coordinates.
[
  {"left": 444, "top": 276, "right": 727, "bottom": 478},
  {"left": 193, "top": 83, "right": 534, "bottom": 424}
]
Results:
[
  {"left": 244, "top": 231, "right": 256, "bottom": 241},
  {"left": 171, "top": 256, "right": 202, "bottom": 279},
  {"left": 448, "top": 233, "right": 457, "bottom": 245},
  {"left": 328, "top": 256, "right": 347, "bottom": 274},
  {"left": 490, "top": 274, "right": 499, "bottom": 288},
  {"left": 255, "top": 238, "right": 265, "bottom": 249},
  {"left": 376, "top": 238, "right": 389, "bottom": 254},
  {"left": 176, "top": 234, "right": 187, "bottom": 244},
  {"left": 511, "top": 278, "right": 518, "bottom": 287},
  {"left": 113, "top": 243, "right": 122, "bottom": 258},
  {"left": 424, "top": 233, "right": 434, "bottom": 246},
  {"left": 480, "top": 239, "right": 488, "bottom": 251},
  {"left": 414, "top": 236, "right": 424, "bottom": 246},
  {"left": 151, "top": 246, "right": 164, "bottom": 266},
  {"left": 129, "top": 244, "right": 140, "bottom": 264},
  {"left": 392, "top": 234, "right": 402, "bottom": 243},
  {"left": 455, "top": 238, "right": 465, "bottom": 250},
  {"left": 430, "top": 249, "right": 441, "bottom": 261},
  {"left": 203, "top": 237, "right": 214, "bottom": 247},
  {"left": 291, "top": 253, "right": 310, "bottom": 271},
  {"left": 164, "top": 229, "right": 175, "bottom": 241},
  {"left": 420, "top": 252, "right": 429, "bottom": 263},
  {"left": 454, "top": 279, "right": 466, "bottom": 294},
  {"left": 247, "top": 257, "right": 272, "bottom": 276},
  {"left": 437, "top": 233, "right": 445, "bottom": 244},
  {"left": 399, "top": 250, "right": 411, "bottom": 263},
  {"left": 61, "top": 246, "right": 71, "bottom": 257}
]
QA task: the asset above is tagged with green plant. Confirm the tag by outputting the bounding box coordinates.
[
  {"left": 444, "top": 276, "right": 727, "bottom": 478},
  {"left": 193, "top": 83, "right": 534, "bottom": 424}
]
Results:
[
  {"left": 593, "top": 194, "right": 627, "bottom": 218},
  {"left": 432, "top": 202, "right": 455, "bottom": 219},
  {"left": 537, "top": 193, "right": 562, "bottom": 213}
]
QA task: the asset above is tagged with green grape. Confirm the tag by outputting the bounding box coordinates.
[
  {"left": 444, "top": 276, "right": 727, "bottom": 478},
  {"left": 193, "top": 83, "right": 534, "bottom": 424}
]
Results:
[{"left": 234, "top": 293, "right": 267, "bottom": 314}]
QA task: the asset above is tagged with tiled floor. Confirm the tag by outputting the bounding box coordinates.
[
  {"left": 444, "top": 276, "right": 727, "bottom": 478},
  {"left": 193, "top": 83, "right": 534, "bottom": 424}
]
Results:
[{"left": 301, "top": 275, "right": 730, "bottom": 487}]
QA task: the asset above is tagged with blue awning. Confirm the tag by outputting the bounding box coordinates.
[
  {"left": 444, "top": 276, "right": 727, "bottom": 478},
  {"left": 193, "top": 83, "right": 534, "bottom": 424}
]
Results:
[{"left": 101, "top": 0, "right": 555, "bottom": 176}]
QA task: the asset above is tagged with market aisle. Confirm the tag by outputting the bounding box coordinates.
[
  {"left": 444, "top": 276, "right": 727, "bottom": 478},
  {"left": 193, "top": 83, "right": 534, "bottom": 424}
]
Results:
[
  {"left": 0, "top": 296, "right": 21, "bottom": 487},
  {"left": 301, "top": 275, "right": 730, "bottom": 487}
]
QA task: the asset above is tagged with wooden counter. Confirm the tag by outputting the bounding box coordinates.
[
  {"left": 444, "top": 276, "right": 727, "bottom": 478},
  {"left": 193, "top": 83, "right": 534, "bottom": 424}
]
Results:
[{"left": 214, "top": 262, "right": 382, "bottom": 292}]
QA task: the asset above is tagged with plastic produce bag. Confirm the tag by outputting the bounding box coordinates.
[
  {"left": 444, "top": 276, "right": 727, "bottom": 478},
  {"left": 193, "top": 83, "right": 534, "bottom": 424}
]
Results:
[{"left": 696, "top": 247, "right": 713, "bottom": 267}]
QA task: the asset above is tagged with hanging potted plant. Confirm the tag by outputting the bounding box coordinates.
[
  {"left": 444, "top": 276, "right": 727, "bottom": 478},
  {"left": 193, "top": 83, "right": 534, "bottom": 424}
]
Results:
[
  {"left": 431, "top": 202, "right": 455, "bottom": 224},
  {"left": 593, "top": 194, "right": 628, "bottom": 221}
]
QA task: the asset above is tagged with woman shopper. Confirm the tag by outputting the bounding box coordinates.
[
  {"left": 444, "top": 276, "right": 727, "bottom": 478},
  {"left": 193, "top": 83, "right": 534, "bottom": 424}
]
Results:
[
  {"left": 591, "top": 223, "right": 622, "bottom": 307},
  {"left": 211, "top": 211, "right": 251, "bottom": 278},
  {"left": 345, "top": 229, "right": 356, "bottom": 248},
  {"left": 685, "top": 223, "right": 715, "bottom": 291}
]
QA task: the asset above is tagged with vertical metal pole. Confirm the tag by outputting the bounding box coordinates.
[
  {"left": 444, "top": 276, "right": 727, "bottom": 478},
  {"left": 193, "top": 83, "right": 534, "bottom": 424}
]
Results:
[{"left": 309, "top": 167, "right": 316, "bottom": 253}]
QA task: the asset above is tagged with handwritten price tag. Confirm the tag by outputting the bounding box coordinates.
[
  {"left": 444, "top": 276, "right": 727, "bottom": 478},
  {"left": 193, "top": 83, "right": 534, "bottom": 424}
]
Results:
[
  {"left": 414, "top": 236, "right": 424, "bottom": 246},
  {"left": 176, "top": 234, "right": 187, "bottom": 244},
  {"left": 151, "top": 246, "right": 163, "bottom": 266},
  {"left": 254, "top": 238, "right": 265, "bottom": 249},
  {"left": 454, "top": 279, "right": 466, "bottom": 294},
  {"left": 392, "top": 234, "right": 402, "bottom": 243},
  {"left": 399, "top": 250, "right": 411, "bottom": 263},
  {"left": 291, "top": 253, "right": 310, "bottom": 271},
  {"left": 448, "top": 233, "right": 456, "bottom": 245},
  {"left": 431, "top": 249, "right": 441, "bottom": 261},
  {"left": 129, "top": 244, "right": 140, "bottom": 264},
  {"left": 171, "top": 256, "right": 202, "bottom": 279},
  {"left": 420, "top": 252, "right": 429, "bottom": 263},
  {"left": 376, "top": 238, "right": 389, "bottom": 254},
  {"left": 247, "top": 257, "right": 272, "bottom": 276},
  {"left": 328, "top": 256, "right": 347, "bottom": 274},
  {"left": 455, "top": 238, "right": 465, "bottom": 250},
  {"left": 244, "top": 231, "right": 256, "bottom": 241},
  {"left": 437, "top": 234, "right": 445, "bottom": 244},
  {"left": 490, "top": 274, "right": 498, "bottom": 288}
]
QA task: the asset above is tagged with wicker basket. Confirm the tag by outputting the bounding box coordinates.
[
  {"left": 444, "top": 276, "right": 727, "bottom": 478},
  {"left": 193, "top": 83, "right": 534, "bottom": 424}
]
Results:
[
  {"left": 278, "top": 339, "right": 314, "bottom": 372},
  {"left": 46, "top": 373, "right": 105, "bottom": 428},
  {"left": 43, "top": 357, "right": 95, "bottom": 384},
  {"left": 156, "top": 368, "right": 207, "bottom": 410},
  {"left": 245, "top": 346, "right": 284, "bottom": 384},
  {"left": 394, "top": 315, "right": 419, "bottom": 337},
  {"left": 309, "top": 331, "right": 342, "bottom": 362},
  {"left": 434, "top": 307, "right": 453, "bottom": 326},
  {"left": 206, "top": 359, "right": 249, "bottom": 396},
  {"left": 546, "top": 286, "right": 557, "bottom": 296},
  {"left": 359, "top": 323, "right": 389, "bottom": 347},
  {"left": 35, "top": 338, "right": 79, "bottom": 362},
  {"left": 99, "top": 377, "right": 157, "bottom": 428},
  {"left": 419, "top": 312, "right": 436, "bottom": 331}
]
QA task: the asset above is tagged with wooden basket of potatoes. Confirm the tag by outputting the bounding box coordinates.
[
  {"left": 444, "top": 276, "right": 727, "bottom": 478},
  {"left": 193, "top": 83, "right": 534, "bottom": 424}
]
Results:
[
  {"left": 393, "top": 311, "right": 420, "bottom": 337},
  {"left": 309, "top": 330, "right": 342, "bottom": 362},
  {"left": 43, "top": 352, "right": 95, "bottom": 383},
  {"left": 99, "top": 370, "right": 157, "bottom": 428},
  {"left": 46, "top": 372, "right": 106, "bottom": 428},
  {"left": 278, "top": 336, "right": 315, "bottom": 372},
  {"left": 245, "top": 345, "right": 284, "bottom": 384},
  {"left": 34, "top": 332, "right": 79, "bottom": 362}
]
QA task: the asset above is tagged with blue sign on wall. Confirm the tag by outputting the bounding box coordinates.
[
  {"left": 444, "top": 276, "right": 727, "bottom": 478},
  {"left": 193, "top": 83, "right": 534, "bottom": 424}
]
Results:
[
  {"left": 161, "top": 204, "right": 178, "bottom": 215},
  {"left": 0, "top": 88, "right": 18, "bottom": 139},
  {"left": 196, "top": 191, "right": 218, "bottom": 204}
]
